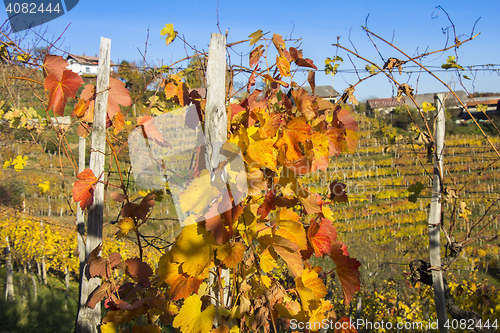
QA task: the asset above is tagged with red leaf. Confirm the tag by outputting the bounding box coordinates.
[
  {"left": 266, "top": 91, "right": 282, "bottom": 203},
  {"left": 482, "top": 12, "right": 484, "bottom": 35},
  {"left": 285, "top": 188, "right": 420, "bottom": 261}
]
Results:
[
  {"left": 308, "top": 218, "right": 338, "bottom": 257},
  {"left": 121, "top": 193, "right": 156, "bottom": 221},
  {"left": 126, "top": 258, "right": 153, "bottom": 286},
  {"left": 257, "top": 189, "right": 276, "bottom": 219},
  {"left": 43, "top": 54, "right": 69, "bottom": 80},
  {"left": 72, "top": 168, "right": 98, "bottom": 209},
  {"left": 330, "top": 250, "right": 361, "bottom": 305},
  {"left": 88, "top": 256, "right": 112, "bottom": 279},
  {"left": 45, "top": 70, "right": 84, "bottom": 116},
  {"left": 87, "top": 281, "right": 111, "bottom": 309}
]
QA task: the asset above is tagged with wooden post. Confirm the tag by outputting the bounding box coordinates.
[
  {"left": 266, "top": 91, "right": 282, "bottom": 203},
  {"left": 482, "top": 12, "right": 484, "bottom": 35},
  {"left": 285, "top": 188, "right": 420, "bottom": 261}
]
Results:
[
  {"left": 4, "top": 236, "right": 14, "bottom": 301},
  {"left": 74, "top": 37, "right": 111, "bottom": 333},
  {"left": 428, "top": 93, "right": 448, "bottom": 332},
  {"left": 77, "top": 137, "right": 86, "bottom": 277},
  {"left": 205, "top": 33, "right": 229, "bottom": 325}
]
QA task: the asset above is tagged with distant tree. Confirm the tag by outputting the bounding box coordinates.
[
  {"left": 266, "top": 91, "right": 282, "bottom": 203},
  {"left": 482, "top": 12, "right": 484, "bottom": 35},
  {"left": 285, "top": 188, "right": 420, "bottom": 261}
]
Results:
[
  {"left": 182, "top": 55, "right": 206, "bottom": 89},
  {"left": 117, "top": 60, "right": 153, "bottom": 104}
]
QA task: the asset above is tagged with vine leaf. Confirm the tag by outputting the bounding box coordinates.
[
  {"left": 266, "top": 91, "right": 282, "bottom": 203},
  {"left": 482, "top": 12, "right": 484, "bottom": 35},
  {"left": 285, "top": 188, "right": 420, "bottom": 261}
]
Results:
[
  {"left": 301, "top": 267, "right": 327, "bottom": 299},
  {"left": 43, "top": 54, "right": 69, "bottom": 79},
  {"left": 172, "top": 294, "right": 215, "bottom": 333},
  {"left": 45, "top": 69, "right": 83, "bottom": 116},
  {"left": 249, "top": 29, "right": 263, "bottom": 46},
  {"left": 249, "top": 45, "right": 264, "bottom": 67},
  {"left": 108, "top": 77, "right": 132, "bottom": 119},
  {"left": 327, "top": 182, "right": 348, "bottom": 203},
  {"left": 307, "top": 218, "right": 338, "bottom": 257},
  {"left": 330, "top": 243, "right": 361, "bottom": 305},
  {"left": 115, "top": 218, "right": 136, "bottom": 239},
  {"left": 160, "top": 23, "right": 177, "bottom": 45},
  {"left": 121, "top": 193, "right": 156, "bottom": 221},
  {"left": 72, "top": 168, "right": 98, "bottom": 209},
  {"left": 125, "top": 258, "right": 153, "bottom": 286},
  {"left": 170, "top": 224, "right": 213, "bottom": 277},
  {"left": 158, "top": 254, "right": 204, "bottom": 300},
  {"left": 246, "top": 138, "right": 278, "bottom": 171},
  {"left": 275, "top": 118, "right": 311, "bottom": 162}
]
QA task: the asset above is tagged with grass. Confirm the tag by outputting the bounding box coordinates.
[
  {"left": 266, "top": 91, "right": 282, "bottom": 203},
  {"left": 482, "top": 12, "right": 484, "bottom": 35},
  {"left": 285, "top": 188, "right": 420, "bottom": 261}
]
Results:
[{"left": 0, "top": 265, "right": 79, "bottom": 333}]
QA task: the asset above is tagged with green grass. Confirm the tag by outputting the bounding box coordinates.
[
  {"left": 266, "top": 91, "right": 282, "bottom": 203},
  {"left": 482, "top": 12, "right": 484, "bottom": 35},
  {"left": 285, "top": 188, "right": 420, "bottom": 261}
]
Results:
[{"left": 0, "top": 265, "right": 79, "bottom": 333}]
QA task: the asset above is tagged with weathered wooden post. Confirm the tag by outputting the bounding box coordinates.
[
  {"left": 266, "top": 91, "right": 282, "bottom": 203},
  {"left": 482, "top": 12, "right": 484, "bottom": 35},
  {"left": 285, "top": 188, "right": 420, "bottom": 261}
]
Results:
[
  {"left": 428, "top": 93, "right": 448, "bottom": 333},
  {"left": 4, "top": 236, "right": 14, "bottom": 301},
  {"left": 205, "top": 32, "right": 230, "bottom": 326},
  {"left": 74, "top": 37, "right": 110, "bottom": 333}
]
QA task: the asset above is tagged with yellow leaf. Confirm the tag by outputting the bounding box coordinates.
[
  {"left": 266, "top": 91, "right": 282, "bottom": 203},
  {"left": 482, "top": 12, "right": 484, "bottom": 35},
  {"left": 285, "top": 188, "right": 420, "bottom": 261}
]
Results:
[
  {"left": 422, "top": 102, "right": 436, "bottom": 113},
  {"left": 246, "top": 138, "right": 278, "bottom": 171},
  {"left": 179, "top": 169, "right": 222, "bottom": 218},
  {"left": 173, "top": 294, "right": 215, "bottom": 333},
  {"left": 116, "top": 217, "right": 135, "bottom": 239},
  {"left": 100, "top": 322, "right": 116, "bottom": 333},
  {"left": 160, "top": 23, "right": 177, "bottom": 45},
  {"left": 248, "top": 29, "right": 263, "bottom": 46},
  {"left": 171, "top": 224, "right": 213, "bottom": 276},
  {"left": 38, "top": 181, "right": 50, "bottom": 194},
  {"left": 12, "top": 155, "right": 28, "bottom": 172},
  {"left": 3, "top": 158, "right": 12, "bottom": 169}
]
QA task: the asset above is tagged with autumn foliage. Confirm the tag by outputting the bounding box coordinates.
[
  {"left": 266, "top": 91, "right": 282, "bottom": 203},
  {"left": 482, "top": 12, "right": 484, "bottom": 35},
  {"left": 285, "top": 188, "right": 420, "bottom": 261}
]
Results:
[{"left": 22, "top": 29, "right": 363, "bottom": 332}]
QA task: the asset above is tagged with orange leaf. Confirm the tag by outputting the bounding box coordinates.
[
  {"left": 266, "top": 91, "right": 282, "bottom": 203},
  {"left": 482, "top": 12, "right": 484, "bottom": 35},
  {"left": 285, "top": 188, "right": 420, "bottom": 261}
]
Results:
[
  {"left": 249, "top": 45, "right": 264, "bottom": 68},
  {"left": 272, "top": 34, "right": 286, "bottom": 55},
  {"left": 73, "top": 98, "right": 89, "bottom": 117},
  {"left": 45, "top": 70, "right": 83, "bottom": 116},
  {"left": 275, "top": 118, "right": 311, "bottom": 162},
  {"left": 260, "top": 113, "right": 283, "bottom": 139},
  {"left": 108, "top": 77, "right": 132, "bottom": 119},
  {"left": 43, "top": 54, "right": 69, "bottom": 80},
  {"left": 113, "top": 112, "right": 125, "bottom": 135},
  {"left": 277, "top": 55, "right": 291, "bottom": 77},
  {"left": 291, "top": 88, "right": 317, "bottom": 121},
  {"left": 72, "top": 168, "right": 98, "bottom": 209}
]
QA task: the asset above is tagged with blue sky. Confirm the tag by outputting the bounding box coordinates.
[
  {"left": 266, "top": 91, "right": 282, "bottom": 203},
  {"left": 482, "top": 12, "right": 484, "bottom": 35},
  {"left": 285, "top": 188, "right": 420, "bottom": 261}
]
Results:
[{"left": 2, "top": 0, "right": 499, "bottom": 100}]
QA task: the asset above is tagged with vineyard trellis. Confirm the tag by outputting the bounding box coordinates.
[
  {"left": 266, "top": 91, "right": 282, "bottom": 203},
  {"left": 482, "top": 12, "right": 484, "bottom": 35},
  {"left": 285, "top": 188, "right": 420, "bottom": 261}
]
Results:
[{"left": 0, "top": 10, "right": 499, "bottom": 333}]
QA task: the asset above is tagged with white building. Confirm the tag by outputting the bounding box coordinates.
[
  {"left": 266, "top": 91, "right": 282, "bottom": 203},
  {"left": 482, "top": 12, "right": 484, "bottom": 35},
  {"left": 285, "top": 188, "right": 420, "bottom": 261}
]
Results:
[{"left": 66, "top": 54, "right": 116, "bottom": 77}]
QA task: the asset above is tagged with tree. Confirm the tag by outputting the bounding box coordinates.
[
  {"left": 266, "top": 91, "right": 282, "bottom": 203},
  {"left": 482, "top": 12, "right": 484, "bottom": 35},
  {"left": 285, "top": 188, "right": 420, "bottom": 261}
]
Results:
[{"left": 117, "top": 60, "right": 153, "bottom": 105}]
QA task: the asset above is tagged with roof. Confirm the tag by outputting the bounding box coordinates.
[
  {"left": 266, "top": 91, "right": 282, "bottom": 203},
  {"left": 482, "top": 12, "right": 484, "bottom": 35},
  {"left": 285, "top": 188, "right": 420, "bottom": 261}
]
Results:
[
  {"left": 66, "top": 54, "right": 116, "bottom": 66},
  {"left": 303, "top": 85, "right": 340, "bottom": 98},
  {"left": 465, "top": 97, "right": 500, "bottom": 107},
  {"left": 367, "top": 97, "right": 405, "bottom": 109}
]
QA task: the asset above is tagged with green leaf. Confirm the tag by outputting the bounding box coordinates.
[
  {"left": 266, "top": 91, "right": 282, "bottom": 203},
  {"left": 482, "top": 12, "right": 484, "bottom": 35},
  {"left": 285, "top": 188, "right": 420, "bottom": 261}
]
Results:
[{"left": 441, "top": 56, "right": 463, "bottom": 70}]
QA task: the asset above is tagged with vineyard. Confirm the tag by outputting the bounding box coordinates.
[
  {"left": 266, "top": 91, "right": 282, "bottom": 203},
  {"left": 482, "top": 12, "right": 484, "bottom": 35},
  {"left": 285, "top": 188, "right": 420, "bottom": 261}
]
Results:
[
  {"left": 2, "top": 108, "right": 500, "bottom": 331},
  {"left": 0, "top": 14, "right": 500, "bottom": 333}
]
